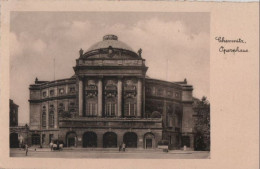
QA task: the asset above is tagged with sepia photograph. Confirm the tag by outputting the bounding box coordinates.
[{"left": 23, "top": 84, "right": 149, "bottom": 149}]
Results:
[
  {"left": 9, "top": 11, "right": 210, "bottom": 159},
  {"left": 0, "top": 1, "right": 259, "bottom": 169}
]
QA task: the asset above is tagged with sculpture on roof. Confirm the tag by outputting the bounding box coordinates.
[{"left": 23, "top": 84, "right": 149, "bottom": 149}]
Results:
[
  {"left": 79, "top": 48, "right": 84, "bottom": 57},
  {"left": 138, "top": 48, "right": 142, "bottom": 57}
]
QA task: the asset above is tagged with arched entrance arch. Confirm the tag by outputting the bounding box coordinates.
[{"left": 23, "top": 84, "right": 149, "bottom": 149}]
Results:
[
  {"left": 66, "top": 131, "right": 77, "bottom": 147},
  {"left": 10, "top": 133, "right": 19, "bottom": 148},
  {"left": 31, "top": 134, "right": 40, "bottom": 145},
  {"left": 103, "top": 132, "right": 117, "bottom": 148},
  {"left": 144, "top": 132, "right": 155, "bottom": 149},
  {"left": 82, "top": 132, "right": 97, "bottom": 148},
  {"left": 123, "top": 132, "right": 137, "bottom": 148}
]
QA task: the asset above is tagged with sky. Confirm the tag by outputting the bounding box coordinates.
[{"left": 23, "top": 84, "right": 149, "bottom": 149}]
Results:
[{"left": 10, "top": 12, "right": 210, "bottom": 124}]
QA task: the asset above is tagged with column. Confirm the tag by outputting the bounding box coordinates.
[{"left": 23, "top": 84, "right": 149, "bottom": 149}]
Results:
[
  {"left": 98, "top": 78, "right": 103, "bottom": 117},
  {"left": 117, "top": 78, "right": 122, "bottom": 117},
  {"left": 137, "top": 78, "right": 142, "bottom": 117},
  {"left": 46, "top": 102, "right": 49, "bottom": 129},
  {"left": 78, "top": 79, "right": 83, "bottom": 116},
  {"left": 54, "top": 100, "right": 58, "bottom": 128}
]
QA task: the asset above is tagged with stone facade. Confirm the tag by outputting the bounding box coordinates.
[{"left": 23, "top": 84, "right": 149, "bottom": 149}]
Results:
[
  {"left": 28, "top": 35, "right": 195, "bottom": 149},
  {"left": 10, "top": 99, "right": 18, "bottom": 127},
  {"left": 9, "top": 99, "right": 29, "bottom": 148}
]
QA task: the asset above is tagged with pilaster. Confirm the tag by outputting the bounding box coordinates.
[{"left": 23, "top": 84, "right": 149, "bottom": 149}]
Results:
[
  {"left": 98, "top": 78, "right": 103, "bottom": 117},
  {"left": 78, "top": 79, "right": 83, "bottom": 116},
  {"left": 117, "top": 77, "right": 122, "bottom": 117},
  {"left": 137, "top": 78, "right": 142, "bottom": 117}
]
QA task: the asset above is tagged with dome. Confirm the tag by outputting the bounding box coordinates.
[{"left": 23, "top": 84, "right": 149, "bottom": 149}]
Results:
[{"left": 87, "top": 35, "right": 133, "bottom": 52}]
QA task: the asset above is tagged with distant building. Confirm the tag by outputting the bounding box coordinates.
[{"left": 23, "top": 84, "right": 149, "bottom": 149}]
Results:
[
  {"left": 28, "top": 35, "right": 195, "bottom": 149},
  {"left": 9, "top": 99, "right": 29, "bottom": 148},
  {"left": 10, "top": 99, "right": 18, "bottom": 127}
]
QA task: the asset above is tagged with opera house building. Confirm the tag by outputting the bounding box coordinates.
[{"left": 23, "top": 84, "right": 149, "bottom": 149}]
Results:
[{"left": 29, "top": 35, "right": 195, "bottom": 149}]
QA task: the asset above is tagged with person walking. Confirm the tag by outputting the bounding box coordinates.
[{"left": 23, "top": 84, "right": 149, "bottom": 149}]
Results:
[
  {"left": 119, "top": 143, "right": 122, "bottom": 152},
  {"left": 122, "top": 142, "right": 126, "bottom": 152},
  {"left": 25, "top": 144, "right": 29, "bottom": 156},
  {"left": 50, "top": 141, "right": 53, "bottom": 151}
]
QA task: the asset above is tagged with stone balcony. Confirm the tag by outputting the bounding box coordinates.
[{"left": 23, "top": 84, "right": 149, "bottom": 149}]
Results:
[{"left": 59, "top": 117, "right": 162, "bottom": 129}]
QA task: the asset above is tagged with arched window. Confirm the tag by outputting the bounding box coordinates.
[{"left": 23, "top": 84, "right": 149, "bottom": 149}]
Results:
[
  {"left": 49, "top": 111, "right": 54, "bottom": 127},
  {"left": 124, "top": 99, "right": 136, "bottom": 117},
  {"left": 42, "top": 111, "right": 46, "bottom": 127}
]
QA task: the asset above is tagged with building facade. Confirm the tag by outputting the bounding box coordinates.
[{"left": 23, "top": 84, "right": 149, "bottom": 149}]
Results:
[
  {"left": 28, "top": 35, "right": 195, "bottom": 149},
  {"left": 9, "top": 99, "right": 29, "bottom": 148}
]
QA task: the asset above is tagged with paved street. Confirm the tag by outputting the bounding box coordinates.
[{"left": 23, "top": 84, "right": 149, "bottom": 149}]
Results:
[{"left": 10, "top": 148, "right": 210, "bottom": 159}]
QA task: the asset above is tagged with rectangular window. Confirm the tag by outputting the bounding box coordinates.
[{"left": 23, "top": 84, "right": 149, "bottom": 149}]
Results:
[
  {"left": 42, "top": 91, "right": 47, "bottom": 97},
  {"left": 59, "top": 88, "right": 64, "bottom": 95},
  {"left": 167, "top": 90, "right": 173, "bottom": 97},
  {"left": 124, "top": 102, "right": 136, "bottom": 117},
  {"left": 105, "top": 102, "right": 116, "bottom": 116},
  {"left": 167, "top": 115, "right": 173, "bottom": 128},
  {"left": 86, "top": 102, "right": 97, "bottom": 116},
  {"left": 69, "top": 87, "right": 75, "bottom": 93},
  {"left": 157, "top": 88, "right": 164, "bottom": 96},
  {"left": 49, "top": 111, "right": 54, "bottom": 127},
  {"left": 42, "top": 112, "right": 46, "bottom": 127},
  {"left": 50, "top": 90, "right": 54, "bottom": 96}
]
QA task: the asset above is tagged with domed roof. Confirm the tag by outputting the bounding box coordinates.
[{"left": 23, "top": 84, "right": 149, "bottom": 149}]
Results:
[{"left": 87, "top": 35, "right": 133, "bottom": 52}]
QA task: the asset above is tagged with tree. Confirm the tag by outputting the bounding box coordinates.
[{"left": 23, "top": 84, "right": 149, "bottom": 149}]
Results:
[{"left": 193, "top": 96, "right": 210, "bottom": 151}]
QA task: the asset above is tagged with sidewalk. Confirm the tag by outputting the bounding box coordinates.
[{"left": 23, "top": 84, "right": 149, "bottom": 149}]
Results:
[{"left": 20, "top": 147, "right": 207, "bottom": 154}]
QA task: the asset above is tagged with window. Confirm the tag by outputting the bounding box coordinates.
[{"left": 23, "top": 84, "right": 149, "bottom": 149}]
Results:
[
  {"left": 105, "top": 102, "right": 116, "bottom": 116},
  {"left": 50, "top": 90, "right": 54, "bottom": 96},
  {"left": 69, "top": 109, "right": 76, "bottom": 118},
  {"left": 59, "top": 88, "right": 64, "bottom": 95},
  {"left": 175, "top": 92, "right": 180, "bottom": 98},
  {"left": 167, "top": 114, "right": 174, "bottom": 128},
  {"left": 69, "top": 87, "right": 75, "bottom": 93},
  {"left": 42, "top": 111, "right": 46, "bottom": 127},
  {"left": 42, "top": 91, "right": 47, "bottom": 97},
  {"left": 49, "top": 111, "right": 54, "bottom": 127},
  {"left": 157, "top": 88, "right": 164, "bottom": 96},
  {"left": 58, "top": 110, "right": 63, "bottom": 118},
  {"left": 167, "top": 90, "right": 173, "bottom": 97},
  {"left": 86, "top": 102, "right": 97, "bottom": 116},
  {"left": 124, "top": 100, "right": 136, "bottom": 117}
]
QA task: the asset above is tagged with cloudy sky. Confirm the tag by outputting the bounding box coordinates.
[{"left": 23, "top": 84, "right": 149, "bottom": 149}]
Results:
[{"left": 10, "top": 12, "right": 210, "bottom": 124}]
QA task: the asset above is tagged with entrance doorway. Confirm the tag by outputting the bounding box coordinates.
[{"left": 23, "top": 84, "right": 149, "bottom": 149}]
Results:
[
  {"left": 31, "top": 134, "right": 40, "bottom": 145},
  {"left": 10, "top": 133, "right": 19, "bottom": 148},
  {"left": 146, "top": 139, "right": 152, "bottom": 149},
  {"left": 181, "top": 136, "right": 190, "bottom": 147},
  {"left": 103, "top": 132, "right": 117, "bottom": 148},
  {"left": 123, "top": 132, "right": 137, "bottom": 148},
  {"left": 66, "top": 132, "right": 77, "bottom": 147},
  {"left": 83, "top": 132, "right": 97, "bottom": 148},
  {"left": 144, "top": 132, "right": 155, "bottom": 149}
]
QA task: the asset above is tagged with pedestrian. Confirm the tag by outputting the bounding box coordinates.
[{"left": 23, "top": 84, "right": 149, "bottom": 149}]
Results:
[
  {"left": 119, "top": 143, "right": 122, "bottom": 152},
  {"left": 59, "top": 143, "right": 63, "bottom": 151},
  {"left": 122, "top": 142, "right": 126, "bottom": 152},
  {"left": 50, "top": 141, "right": 53, "bottom": 151},
  {"left": 25, "top": 144, "right": 29, "bottom": 156}
]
